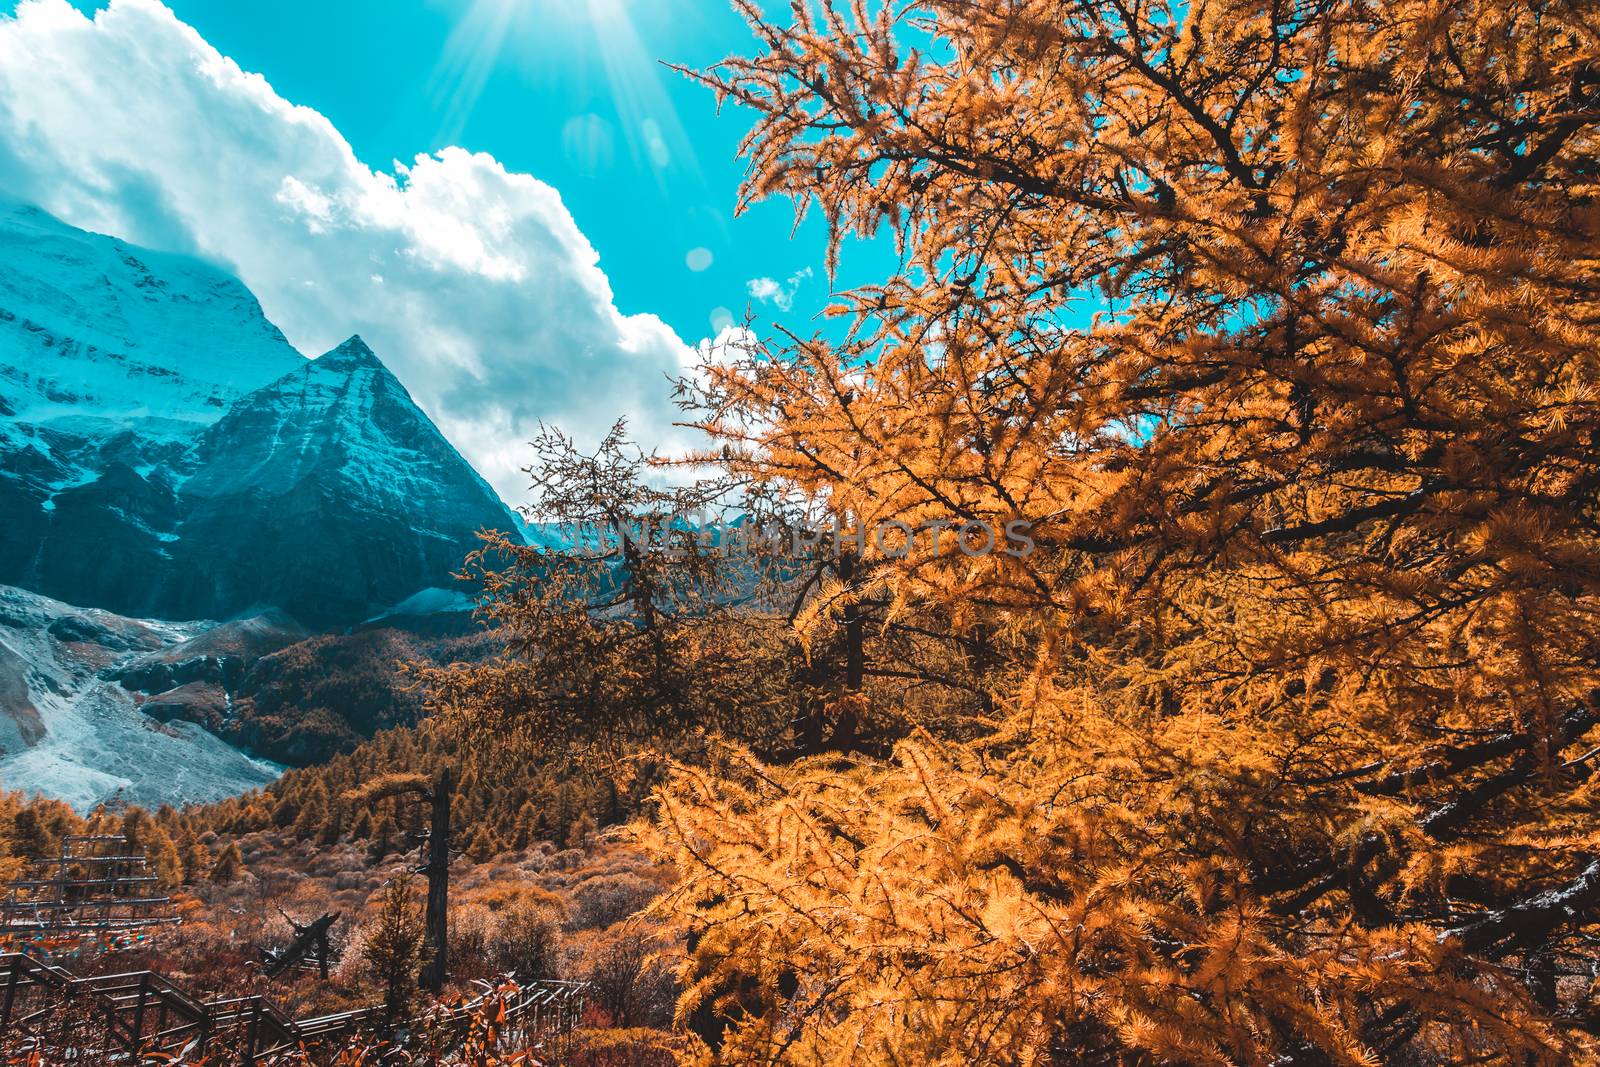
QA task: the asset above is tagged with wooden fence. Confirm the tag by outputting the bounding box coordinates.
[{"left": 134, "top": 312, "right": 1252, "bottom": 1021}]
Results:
[{"left": 0, "top": 948, "right": 588, "bottom": 1063}]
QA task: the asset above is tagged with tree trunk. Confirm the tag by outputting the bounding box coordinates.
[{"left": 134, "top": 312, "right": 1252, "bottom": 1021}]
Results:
[
  {"left": 419, "top": 767, "right": 452, "bottom": 993},
  {"left": 839, "top": 551, "right": 864, "bottom": 692}
]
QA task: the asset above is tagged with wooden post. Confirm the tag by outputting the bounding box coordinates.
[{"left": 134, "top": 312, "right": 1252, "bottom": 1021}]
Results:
[
  {"left": 132, "top": 973, "right": 149, "bottom": 1052},
  {"left": 839, "top": 551, "right": 864, "bottom": 693},
  {"left": 244, "top": 999, "right": 260, "bottom": 1067},
  {"left": 831, "top": 550, "right": 865, "bottom": 754},
  {"left": 419, "top": 767, "right": 453, "bottom": 994},
  {"left": 2, "top": 957, "right": 19, "bottom": 1032}
]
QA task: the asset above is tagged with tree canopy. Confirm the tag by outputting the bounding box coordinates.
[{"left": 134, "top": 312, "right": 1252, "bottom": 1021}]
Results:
[{"left": 639, "top": 0, "right": 1600, "bottom": 1062}]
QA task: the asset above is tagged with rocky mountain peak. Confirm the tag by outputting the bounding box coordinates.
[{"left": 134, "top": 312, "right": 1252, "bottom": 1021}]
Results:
[
  {"left": 317, "top": 334, "right": 383, "bottom": 371},
  {"left": 0, "top": 201, "right": 523, "bottom": 628}
]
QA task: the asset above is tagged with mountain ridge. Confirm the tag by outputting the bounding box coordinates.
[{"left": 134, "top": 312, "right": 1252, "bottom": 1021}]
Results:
[
  {"left": 0, "top": 199, "right": 532, "bottom": 806},
  {"left": 0, "top": 200, "right": 524, "bottom": 628}
]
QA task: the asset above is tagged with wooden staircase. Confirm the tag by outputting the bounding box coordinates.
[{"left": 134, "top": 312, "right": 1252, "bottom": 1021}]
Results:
[{"left": 0, "top": 949, "right": 587, "bottom": 1063}]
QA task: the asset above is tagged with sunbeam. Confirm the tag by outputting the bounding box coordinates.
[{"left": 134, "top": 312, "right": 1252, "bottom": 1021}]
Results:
[
  {"left": 426, "top": 0, "right": 702, "bottom": 191},
  {"left": 427, "top": 0, "right": 522, "bottom": 145}
]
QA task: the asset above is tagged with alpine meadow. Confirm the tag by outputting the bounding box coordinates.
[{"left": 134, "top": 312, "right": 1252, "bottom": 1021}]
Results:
[{"left": 0, "top": 0, "right": 1598, "bottom": 1065}]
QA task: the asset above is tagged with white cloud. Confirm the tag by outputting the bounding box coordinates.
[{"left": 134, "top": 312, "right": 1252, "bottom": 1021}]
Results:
[
  {"left": 746, "top": 267, "right": 812, "bottom": 312},
  {"left": 747, "top": 277, "right": 781, "bottom": 301},
  {"left": 0, "top": 0, "right": 702, "bottom": 505}
]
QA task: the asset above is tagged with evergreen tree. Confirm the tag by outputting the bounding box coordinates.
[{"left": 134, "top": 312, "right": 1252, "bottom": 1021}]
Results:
[
  {"left": 209, "top": 841, "right": 243, "bottom": 884},
  {"left": 369, "top": 811, "right": 398, "bottom": 861},
  {"left": 181, "top": 840, "right": 211, "bottom": 885},
  {"left": 270, "top": 793, "right": 297, "bottom": 829},
  {"left": 466, "top": 827, "right": 499, "bottom": 864},
  {"left": 565, "top": 812, "right": 597, "bottom": 852},
  {"left": 638, "top": 0, "right": 1600, "bottom": 1061},
  {"left": 120, "top": 809, "right": 181, "bottom": 887},
  {"left": 363, "top": 877, "right": 425, "bottom": 1030},
  {"left": 9, "top": 806, "right": 57, "bottom": 861},
  {"left": 512, "top": 801, "right": 539, "bottom": 851},
  {"left": 316, "top": 806, "right": 344, "bottom": 846}
]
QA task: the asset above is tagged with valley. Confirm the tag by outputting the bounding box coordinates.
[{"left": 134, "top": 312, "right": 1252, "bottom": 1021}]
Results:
[{"left": 0, "top": 584, "right": 279, "bottom": 809}]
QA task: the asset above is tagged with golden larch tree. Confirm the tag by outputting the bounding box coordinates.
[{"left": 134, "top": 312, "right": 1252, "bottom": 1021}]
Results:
[{"left": 646, "top": 0, "right": 1600, "bottom": 1063}]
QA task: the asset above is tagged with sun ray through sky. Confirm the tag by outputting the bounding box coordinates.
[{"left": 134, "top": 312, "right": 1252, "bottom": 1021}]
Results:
[{"left": 427, "top": 0, "right": 703, "bottom": 195}]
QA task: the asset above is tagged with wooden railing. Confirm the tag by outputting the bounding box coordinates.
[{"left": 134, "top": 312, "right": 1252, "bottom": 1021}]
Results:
[{"left": 0, "top": 949, "right": 588, "bottom": 1063}]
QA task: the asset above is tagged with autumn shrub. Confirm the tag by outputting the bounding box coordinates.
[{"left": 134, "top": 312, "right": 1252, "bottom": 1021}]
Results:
[
  {"left": 575, "top": 925, "right": 678, "bottom": 1031},
  {"left": 488, "top": 897, "right": 564, "bottom": 981},
  {"left": 567, "top": 1026, "right": 689, "bottom": 1067},
  {"left": 463, "top": 880, "right": 566, "bottom": 916},
  {"left": 448, "top": 903, "right": 495, "bottom": 983},
  {"left": 568, "top": 872, "right": 662, "bottom": 931}
]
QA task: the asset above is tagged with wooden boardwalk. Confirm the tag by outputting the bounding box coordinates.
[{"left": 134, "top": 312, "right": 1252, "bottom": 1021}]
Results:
[
  {"left": 0, "top": 949, "right": 587, "bottom": 1063},
  {"left": 1, "top": 835, "right": 179, "bottom": 937}
]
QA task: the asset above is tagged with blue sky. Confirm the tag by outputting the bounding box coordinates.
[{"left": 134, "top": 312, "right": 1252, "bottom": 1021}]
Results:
[
  {"left": 0, "top": 0, "right": 893, "bottom": 502},
  {"left": 101, "top": 0, "right": 867, "bottom": 343}
]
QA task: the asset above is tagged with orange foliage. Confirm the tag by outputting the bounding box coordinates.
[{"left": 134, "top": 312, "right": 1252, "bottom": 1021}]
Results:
[{"left": 645, "top": 0, "right": 1600, "bottom": 1063}]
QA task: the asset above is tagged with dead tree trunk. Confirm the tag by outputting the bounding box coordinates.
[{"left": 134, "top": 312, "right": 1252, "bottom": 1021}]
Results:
[
  {"left": 263, "top": 911, "right": 340, "bottom": 979},
  {"left": 418, "top": 767, "right": 452, "bottom": 994}
]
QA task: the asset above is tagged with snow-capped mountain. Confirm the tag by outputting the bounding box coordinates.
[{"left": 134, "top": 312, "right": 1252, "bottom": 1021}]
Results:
[
  {"left": 0, "top": 196, "right": 304, "bottom": 433},
  {"left": 0, "top": 200, "right": 522, "bottom": 628},
  {"left": 0, "top": 196, "right": 306, "bottom": 596},
  {"left": 0, "top": 198, "right": 534, "bottom": 807},
  {"left": 168, "top": 334, "right": 519, "bottom": 626}
]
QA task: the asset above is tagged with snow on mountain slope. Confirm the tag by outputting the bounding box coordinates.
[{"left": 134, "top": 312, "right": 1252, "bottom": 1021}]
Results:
[
  {"left": 170, "top": 336, "right": 523, "bottom": 627},
  {"left": 0, "top": 198, "right": 306, "bottom": 608},
  {"left": 0, "top": 195, "right": 303, "bottom": 439},
  {"left": 0, "top": 203, "right": 525, "bottom": 626},
  {"left": 188, "top": 336, "right": 505, "bottom": 506},
  {"left": 0, "top": 585, "right": 281, "bottom": 810}
]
